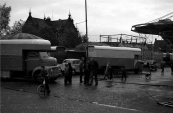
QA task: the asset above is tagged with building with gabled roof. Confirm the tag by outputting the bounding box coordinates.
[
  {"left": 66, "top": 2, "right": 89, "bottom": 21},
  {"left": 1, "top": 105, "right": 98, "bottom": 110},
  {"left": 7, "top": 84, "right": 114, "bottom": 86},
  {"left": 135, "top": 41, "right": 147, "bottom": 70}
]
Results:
[{"left": 22, "top": 11, "right": 81, "bottom": 48}]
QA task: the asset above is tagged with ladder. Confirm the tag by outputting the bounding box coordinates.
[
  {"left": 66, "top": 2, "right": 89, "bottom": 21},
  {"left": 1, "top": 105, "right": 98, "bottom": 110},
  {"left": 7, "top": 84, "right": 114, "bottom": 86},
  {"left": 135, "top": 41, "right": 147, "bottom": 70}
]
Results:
[{"left": 142, "top": 45, "right": 153, "bottom": 61}]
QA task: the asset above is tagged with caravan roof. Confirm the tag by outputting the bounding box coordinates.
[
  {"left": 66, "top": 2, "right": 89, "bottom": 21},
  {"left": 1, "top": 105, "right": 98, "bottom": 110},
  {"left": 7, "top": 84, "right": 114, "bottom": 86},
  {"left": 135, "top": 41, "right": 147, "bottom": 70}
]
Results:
[
  {"left": 0, "top": 39, "right": 50, "bottom": 45},
  {"left": 92, "top": 46, "right": 141, "bottom": 52},
  {"left": 0, "top": 39, "right": 51, "bottom": 55}
]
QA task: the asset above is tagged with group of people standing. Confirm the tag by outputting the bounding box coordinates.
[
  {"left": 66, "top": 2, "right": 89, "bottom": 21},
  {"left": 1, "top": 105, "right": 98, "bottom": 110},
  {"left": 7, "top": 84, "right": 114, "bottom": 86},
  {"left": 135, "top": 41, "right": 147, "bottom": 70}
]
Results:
[
  {"left": 79, "top": 57, "right": 99, "bottom": 86},
  {"left": 40, "top": 58, "right": 128, "bottom": 96},
  {"left": 63, "top": 57, "right": 128, "bottom": 86}
]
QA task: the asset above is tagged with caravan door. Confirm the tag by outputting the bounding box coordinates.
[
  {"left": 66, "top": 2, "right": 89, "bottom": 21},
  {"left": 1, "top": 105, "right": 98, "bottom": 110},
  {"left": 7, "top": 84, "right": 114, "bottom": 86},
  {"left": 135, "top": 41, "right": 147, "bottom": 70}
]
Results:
[{"left": 26, "top": 51, "right": 40, "bottom": 75}]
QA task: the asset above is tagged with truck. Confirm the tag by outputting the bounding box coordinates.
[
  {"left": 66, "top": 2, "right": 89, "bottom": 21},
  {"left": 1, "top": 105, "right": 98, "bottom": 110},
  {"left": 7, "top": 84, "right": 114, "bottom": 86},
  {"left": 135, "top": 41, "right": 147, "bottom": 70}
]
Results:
[
  {"left": 87, "top": 46, "right": 143, "bottom": 74},
  {"left": 0, "top": 39, "right": 61, "bottom": 82}
]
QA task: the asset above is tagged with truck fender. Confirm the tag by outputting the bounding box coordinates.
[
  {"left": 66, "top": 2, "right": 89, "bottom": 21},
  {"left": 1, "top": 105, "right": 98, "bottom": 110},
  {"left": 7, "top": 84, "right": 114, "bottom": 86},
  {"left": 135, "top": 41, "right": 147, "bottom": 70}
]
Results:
[
  {"left": 32, "top": 66, "right": 48, "bottom": 83},
  {"left": 32, "top": 66, "right": 53, "bottom": 77},
  {"left": 32, "top": 66, "right": 42, "bottom": 78}
]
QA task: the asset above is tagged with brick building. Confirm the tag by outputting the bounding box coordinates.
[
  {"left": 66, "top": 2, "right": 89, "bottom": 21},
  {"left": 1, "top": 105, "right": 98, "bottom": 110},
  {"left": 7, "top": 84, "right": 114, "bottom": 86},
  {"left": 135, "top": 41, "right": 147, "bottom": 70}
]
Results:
[{"left": 22, "top": 11, "right": 81, "bottom": 48}]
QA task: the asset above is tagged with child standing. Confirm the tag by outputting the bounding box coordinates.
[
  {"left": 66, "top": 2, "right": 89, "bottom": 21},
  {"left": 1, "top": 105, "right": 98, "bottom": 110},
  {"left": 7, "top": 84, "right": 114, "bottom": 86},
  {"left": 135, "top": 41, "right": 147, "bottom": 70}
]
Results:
[{"left": 64, "top": 63, "right": 69, "bottom": 85}]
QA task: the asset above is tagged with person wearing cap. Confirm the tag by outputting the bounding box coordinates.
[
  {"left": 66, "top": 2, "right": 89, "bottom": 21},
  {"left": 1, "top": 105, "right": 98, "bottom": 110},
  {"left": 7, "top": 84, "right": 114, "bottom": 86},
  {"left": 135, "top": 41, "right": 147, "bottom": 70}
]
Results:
[{"left": 40, "top": 66, "right": 50, "bottom": 95}]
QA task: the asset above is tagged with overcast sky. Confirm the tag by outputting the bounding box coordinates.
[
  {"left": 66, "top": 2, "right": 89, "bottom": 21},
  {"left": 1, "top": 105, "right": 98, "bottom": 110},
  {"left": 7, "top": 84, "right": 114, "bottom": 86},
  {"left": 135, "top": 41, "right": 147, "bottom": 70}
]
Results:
[{"left": 2, "top": 0, "right": 173, "bottom": 42}]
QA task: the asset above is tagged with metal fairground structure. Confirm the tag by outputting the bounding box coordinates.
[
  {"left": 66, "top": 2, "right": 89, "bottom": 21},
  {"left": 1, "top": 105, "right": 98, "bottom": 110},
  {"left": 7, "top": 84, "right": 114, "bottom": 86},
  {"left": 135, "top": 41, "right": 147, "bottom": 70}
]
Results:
[
  {"left": 132, "top": 12, "right": 173, "bottom": 108},
  {"left": 99, "top": 34, "right": 153, "bottom": 61},
  {"left": 131, "top": 12, "right": 173, "bottom": 47}
]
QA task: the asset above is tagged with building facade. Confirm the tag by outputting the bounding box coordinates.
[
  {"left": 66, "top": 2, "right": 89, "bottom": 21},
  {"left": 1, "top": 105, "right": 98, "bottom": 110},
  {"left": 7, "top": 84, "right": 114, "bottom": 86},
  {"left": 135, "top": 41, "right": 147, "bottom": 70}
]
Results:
[{"left": 22, "top": 11, "right": 81, "bottom": 48}]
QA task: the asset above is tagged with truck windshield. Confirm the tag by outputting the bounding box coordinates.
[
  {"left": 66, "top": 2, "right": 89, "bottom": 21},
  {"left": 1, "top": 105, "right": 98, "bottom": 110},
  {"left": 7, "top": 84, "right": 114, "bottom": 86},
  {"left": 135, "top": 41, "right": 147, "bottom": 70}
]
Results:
[{"left": 39, "top": 52, "right": 49, "bottom": 58}]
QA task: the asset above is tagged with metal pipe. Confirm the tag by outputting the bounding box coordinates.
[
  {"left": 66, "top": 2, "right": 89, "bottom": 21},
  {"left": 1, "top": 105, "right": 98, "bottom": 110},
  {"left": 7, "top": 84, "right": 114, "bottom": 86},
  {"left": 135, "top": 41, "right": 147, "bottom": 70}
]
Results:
[{"left": 85, "top": 0, "right": 88, "bottom": 57}]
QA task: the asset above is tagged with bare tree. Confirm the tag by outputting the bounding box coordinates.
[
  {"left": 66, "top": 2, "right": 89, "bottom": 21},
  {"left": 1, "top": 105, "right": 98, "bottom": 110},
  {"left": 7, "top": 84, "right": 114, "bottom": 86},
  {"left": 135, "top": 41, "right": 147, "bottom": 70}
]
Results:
[{"left": 10, "top": 19, "right": 25, "bottom": 34}]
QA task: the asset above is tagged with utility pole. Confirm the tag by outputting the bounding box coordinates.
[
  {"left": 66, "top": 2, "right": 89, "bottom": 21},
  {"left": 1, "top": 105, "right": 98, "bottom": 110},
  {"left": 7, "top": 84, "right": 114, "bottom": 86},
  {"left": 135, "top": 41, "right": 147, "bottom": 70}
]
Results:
[{"left": 85, "top": 0, "right": 88, "bottom": 57}]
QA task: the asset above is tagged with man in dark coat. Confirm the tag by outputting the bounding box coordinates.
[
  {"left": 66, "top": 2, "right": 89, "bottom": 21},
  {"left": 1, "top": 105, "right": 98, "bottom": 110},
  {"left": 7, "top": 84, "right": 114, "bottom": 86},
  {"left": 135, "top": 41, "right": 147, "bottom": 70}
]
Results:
[
  {"left": 121, "top": 66, "right": 127, "bottom": 82},
  {"left": 83, "top": 58, "right": 91, "bottom": 85},
  {"left": 171, "top": 61, "right": 173, "bottom": 75},
  {"left": 64, "top": 63, "right": 73, "bottom": 85},
  {"left": 160, "top": 61, "right": 165, "bottom": 73},
  {"left": 79, "top": 57, "right": 84, "bottom": 83},
  {"left": 89, "top": 58, "right": 99, "bottom": 86}
]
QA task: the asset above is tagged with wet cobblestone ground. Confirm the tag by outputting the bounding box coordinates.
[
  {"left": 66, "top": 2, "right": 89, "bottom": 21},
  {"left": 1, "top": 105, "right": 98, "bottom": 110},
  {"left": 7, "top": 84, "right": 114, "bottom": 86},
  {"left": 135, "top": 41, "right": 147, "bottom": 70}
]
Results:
[{"left": 1, "top": 67, "right": 173, "bottom": 113}]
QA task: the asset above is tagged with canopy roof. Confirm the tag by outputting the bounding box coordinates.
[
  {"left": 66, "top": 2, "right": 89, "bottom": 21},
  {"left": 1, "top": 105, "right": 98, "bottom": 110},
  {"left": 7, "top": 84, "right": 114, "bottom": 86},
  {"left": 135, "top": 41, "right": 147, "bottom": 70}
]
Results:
[
  {"left": 131, "top": 13, "right": 173, "bottom": 45},
  {"left": 131, "top": 19, "right": 173, "bottom": 35},
  {"left": 0, "top": 39, "right": 51, "bottom": 55}
]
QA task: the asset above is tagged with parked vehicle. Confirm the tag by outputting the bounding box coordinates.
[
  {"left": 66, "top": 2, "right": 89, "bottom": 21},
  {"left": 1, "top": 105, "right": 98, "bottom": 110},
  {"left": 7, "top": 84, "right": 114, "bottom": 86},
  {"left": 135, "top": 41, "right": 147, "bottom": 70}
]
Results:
[
  {"left": 58, "top": 59, "right": 80, "bottom": 75},
  {"left": 0, "top": 39, "right": 61, "bottom": 82},
  {"left": 87, "top": 46, "right": 144, "bottom": 74}
]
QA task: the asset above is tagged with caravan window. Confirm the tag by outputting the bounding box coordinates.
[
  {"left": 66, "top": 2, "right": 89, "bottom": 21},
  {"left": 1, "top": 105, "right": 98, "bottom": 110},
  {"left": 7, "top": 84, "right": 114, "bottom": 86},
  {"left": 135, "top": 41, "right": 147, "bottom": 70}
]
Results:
[
  {"left": 28, "top": 52, "right": 39, "bottom": 58},
  {"left": 39, "top": 52, "right": 49, "bottom": 58},
  {"left": 134, "top": 55, "right": 142, "bottom": 60}
]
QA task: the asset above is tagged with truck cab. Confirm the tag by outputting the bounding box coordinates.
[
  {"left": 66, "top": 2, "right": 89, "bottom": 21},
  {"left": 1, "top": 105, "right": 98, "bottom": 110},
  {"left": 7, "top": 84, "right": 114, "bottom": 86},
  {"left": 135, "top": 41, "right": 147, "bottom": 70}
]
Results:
[
  {"left": 0, "top": 39, "right": 61, "bottom": 82},
  {"left": 25, "top": 51, "right": 60, "bottom": 82}
]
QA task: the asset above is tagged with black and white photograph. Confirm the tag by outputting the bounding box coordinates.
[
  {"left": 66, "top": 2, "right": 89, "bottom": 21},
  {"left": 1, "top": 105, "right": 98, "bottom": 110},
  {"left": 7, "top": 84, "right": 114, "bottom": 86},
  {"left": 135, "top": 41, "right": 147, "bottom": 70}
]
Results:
[{"left": 0, "top": 0, "right": 173, "bottom": 113}]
